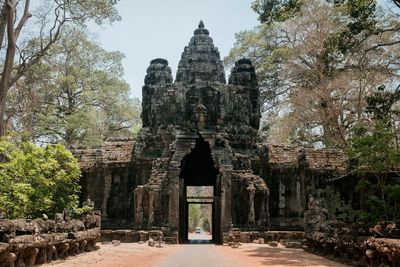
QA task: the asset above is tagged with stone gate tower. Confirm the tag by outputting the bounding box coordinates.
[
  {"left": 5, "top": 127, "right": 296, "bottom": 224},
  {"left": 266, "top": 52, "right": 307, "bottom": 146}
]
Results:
[
  {"left": 135, "top": 21, "right": 269, "bottom": 243},
  {"left": 74, "top": 21, "right": 354, "bottom": 245}
]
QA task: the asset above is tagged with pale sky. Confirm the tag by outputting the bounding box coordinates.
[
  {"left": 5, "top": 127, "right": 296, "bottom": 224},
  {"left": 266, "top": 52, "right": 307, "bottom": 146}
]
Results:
[{"left": 90, "top": 0, "right": 259, "bottom": 98}]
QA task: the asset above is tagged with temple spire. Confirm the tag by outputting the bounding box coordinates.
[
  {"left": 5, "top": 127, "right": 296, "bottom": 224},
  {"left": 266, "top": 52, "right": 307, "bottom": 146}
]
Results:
[
  {"left": 176, "top": 21, "right": 225, "bottom": 83},
  {"left": 194, "top": 20, "right": 209, "bottom": 36},
  {"left": 198, "top": 20, "right": 205, "bottom": 29}
]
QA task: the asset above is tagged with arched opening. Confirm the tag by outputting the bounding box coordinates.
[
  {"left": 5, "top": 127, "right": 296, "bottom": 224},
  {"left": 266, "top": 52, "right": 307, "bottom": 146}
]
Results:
[{"left": 179, "top": 137, "right": 221, "bottom": 244}]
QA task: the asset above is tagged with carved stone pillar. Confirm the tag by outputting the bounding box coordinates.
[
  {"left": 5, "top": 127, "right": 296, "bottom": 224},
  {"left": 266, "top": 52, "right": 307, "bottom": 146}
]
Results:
[
  {"left": 247, "top": 182, "right": 256, "bottom": 226},
  {"left": 219, "top": 165, "right": 233, "bottom": 232},
  {"left": 148, "top": 189, "right": 155, "bottom": 227},
  {"left": 134, "top": 186, "right": 144, "bottom": 227},
  {"left": 196, "top": 103, "right": 207, "bottom": 130},
  {"left": 168, "top": 181, "right": 180, "bottom": 229},
  {"left": 153, "top": 187, "right": 162, "bottom": 226},
  {"left": 258, "top": 193, "right": 267, "bottom": 227},
  {"left": 265, "top": 188, "right": 270, "bottom": 229},
  {"left": 101, "top": 171, "right": 112, "bottom": 218}
]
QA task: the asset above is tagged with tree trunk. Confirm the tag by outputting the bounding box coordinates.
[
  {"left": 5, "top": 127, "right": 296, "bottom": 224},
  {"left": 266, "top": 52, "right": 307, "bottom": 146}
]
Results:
[
  {"left": 0, "top": 3, "right": 8, "bottom": 51},
  {"left": 0, "top": 0, "right": 16, "bottom": 136},
  {"left": 0, "top": 0, "right": 30, "bottom": 136}
]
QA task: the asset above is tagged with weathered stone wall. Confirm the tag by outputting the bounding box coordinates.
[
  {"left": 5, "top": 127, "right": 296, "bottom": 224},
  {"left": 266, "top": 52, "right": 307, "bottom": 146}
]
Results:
[
  {"left": 72, "top": 139, "right": 138, "bottom": 229},
  {"left": 0, "top": 212, "right": 101, "bottom": 266},
  {"left": 252, "top": 144, "right": 357, "bottom": 230},
  {"left": 304, "top": 198, "right": 400, "bottom": 266},
  {"left": 72, "top": 139, "right": 357, "bottom": 234},
  {"left": 70, "top": 21, "right": 359, "bottom": 242}
]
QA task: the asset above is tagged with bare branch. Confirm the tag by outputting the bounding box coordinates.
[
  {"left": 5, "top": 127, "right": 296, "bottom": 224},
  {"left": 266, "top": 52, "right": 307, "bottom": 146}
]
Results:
[
  {"left": 365, "top": 39, "right": 400, "bottom": 52},
  {"left": 9, "top": 9, "right": 66, "bottom": 87},
  {"left": 13, "top": 0, "right": 30, "bottom": 40}
]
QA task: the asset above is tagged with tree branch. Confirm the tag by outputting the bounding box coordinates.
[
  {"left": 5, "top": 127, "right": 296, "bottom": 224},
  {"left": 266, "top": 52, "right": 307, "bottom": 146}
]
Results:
[
  {"left": 13, "top": 0, "right": 30, "bottom": 40},
  {"left": 366, "top": 39, "right": 400, "bottom": 52}
]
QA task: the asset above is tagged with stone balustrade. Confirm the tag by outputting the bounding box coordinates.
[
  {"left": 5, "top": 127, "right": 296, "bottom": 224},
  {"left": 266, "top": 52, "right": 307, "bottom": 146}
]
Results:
[{"left": 0, "top": 212, "right": 101, "bottom": 267}]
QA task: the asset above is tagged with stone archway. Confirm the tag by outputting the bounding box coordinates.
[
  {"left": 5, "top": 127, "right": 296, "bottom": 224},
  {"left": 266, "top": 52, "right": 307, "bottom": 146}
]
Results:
[{"left": 178, "top": 137, "right": 222, "bottom": 244}]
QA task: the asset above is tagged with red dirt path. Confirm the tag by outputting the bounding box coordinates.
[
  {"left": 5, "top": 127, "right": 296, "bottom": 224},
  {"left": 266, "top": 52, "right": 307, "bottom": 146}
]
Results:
[
  {"left": 43, "top": 242, "right": 349, "bottom": 267},
  {"left": 42, "top": 243, "right": 179, "bottom": 267}
]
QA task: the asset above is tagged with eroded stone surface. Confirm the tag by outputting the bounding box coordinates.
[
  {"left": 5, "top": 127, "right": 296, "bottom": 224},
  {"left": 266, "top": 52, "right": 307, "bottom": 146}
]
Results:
[
  {"left": 72, "top": 22, "right": 358, "bottom": 241},
  {"left": 304, "top": 198, "right": 400, "bottom": 266},
  {"left": 176, "top": 21, "right": 226, "bottom": 84},
  {"left": 0, "top": 212, "right": 101, "bottom": 266}
]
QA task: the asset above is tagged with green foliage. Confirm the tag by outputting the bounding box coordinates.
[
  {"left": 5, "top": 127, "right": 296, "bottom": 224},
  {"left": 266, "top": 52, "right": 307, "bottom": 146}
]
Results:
[
  {"left": 354, "top": 181, "right": 400, "bottom": 223},
  {"left": 66, "top": 0, "right": 121, "bottom": 24},
  {"left": 7, "top": 28, "right": 141, "bottom": 147},
  {"left": 229, "top": 0, "right": 400, "bottom": 146},
  {"left": 349, "top": 121, "right": 399, "bottom": 172},
  {"left": 252, "top": 0, "right": 303, "bottom": 24},
  {"left": 72, "top": 204, "right": 94, "bottom": 216},
  {"left": 188, "top": 203, "right": 213, "bottom": 233},
  {"left": 188, "top": 204, "right": 201, "bottom": 232},
  {"left": 224, "top": 23, "right": 292, "bottom": 137},
  {"left": 36, "top": 0, "right": 121, "bottom": 26},
  {"left": 387, "top": 183, "right": 400, "bottom": 200},
  {"left": 366, "top": 85, "right": 400, "bottom": 120},
  {"left": 348, "top": 88, "right": 400, "bottom": 223},
  {"left": 320, "top": 0, "right": 378, "bottom": 74},
  {"left": 0, "top": 0, "right": 122, "bottom": 136},
  {"left": 0, "top": 135, "right": 81, "bottom": 219},
  {"left": 252, "top": 0, "right": 379, "bottom": 74},
  {"left": 187, "top": 187, "right": 213, "bottom": 233},
  {"left": 225, "top": 24, "right": 292, "bottom": 99},
  {"left": 201, "top": 217, "right": 211, "bottom": 232}
]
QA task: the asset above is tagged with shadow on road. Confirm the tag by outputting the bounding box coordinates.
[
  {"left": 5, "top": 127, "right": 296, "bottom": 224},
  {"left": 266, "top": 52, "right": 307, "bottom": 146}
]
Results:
[
  {"left": 188, "top": 239, "right": 213, "bottom": 244},
  {"left": 242, "top": 246, "right": 347, "bottom": 266}
]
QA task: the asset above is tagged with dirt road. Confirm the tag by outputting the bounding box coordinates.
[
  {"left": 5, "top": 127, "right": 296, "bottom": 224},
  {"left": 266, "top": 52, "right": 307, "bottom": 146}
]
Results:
[
  {"left": 154, "top": 243, "right": 349, "bottom": 267},
  {"left": 154, "top": 243, "right": 242, "bottom": 267},
  {"left": 42, "top": 243, "right": 178, "bottom": 267},
  {"left": 44, "top": 242, "right": 350, "bottom": 267}
]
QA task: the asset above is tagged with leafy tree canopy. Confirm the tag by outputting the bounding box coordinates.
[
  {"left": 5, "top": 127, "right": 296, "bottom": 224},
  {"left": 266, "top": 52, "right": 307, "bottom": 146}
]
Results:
[
  {"left": 348, "top": 87, "right": 400, "bottom": 223},
  {"left": 0, "top": 0, "right": 122, "bottom": 135},
  {"left": 0, "top": 135, "right": 81, "bottom": 219},
  {"left": 228, "top": 0, "right": 400, "bottom": 147},
  {"left": 6, "top": 28, "right": 141, "bottom": 147},
  {"left": 252, "top": 0, "right": 303, "bottom": 24}
]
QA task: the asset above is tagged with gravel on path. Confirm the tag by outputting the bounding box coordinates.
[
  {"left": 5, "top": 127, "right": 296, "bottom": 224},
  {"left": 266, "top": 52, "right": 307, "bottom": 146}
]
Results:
[{"left": 41, "top": 241, "right": 350, "bottom": 267}]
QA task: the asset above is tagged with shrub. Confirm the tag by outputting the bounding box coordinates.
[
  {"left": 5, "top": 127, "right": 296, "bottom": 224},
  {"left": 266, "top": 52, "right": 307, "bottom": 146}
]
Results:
[{"left": 0, "top": 136, "right": 81, "bottom": 219}]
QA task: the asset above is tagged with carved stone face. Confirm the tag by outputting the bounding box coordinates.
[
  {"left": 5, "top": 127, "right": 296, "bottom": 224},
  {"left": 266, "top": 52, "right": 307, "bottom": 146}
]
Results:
[{"left": 141, "top": 22, "right": 259, "bottom": 139}]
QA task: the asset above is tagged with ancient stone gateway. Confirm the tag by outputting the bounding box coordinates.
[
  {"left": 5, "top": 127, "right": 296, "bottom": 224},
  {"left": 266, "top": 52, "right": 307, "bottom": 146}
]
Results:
[
  {"left": 72, "top": 21, "right": 356, "bottom": 244},
  {"left": 178, "top": 137, "right": 220, "bottom": 243},
  {"left": 132, "top": 21, "right": 269, "bottom": 244}
]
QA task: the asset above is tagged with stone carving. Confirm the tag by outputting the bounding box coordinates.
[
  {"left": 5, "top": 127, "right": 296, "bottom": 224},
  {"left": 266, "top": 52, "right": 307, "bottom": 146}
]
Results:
[
  {"left": 304, "top": 195, "right": 328, "bottom": 233},
  {"left": 147, "top": 190, "right": 155, "bottom": 227},
  {"left": 127, "top": 21, "right": 268, "bottom": 240},
  {"left": 228, "top": 58, "right": 257, "bottom": 87},
  {"left": 144, "top": 58, "right": 173, "bottom": 86},
  {"left": 303, "top": 198, "right": 400, "bottom": 266},
  {"left": 134, "top": 186, "right": 144, "bottom": 226},
  {"left": 247, "top": 182, "right": 256, "bottom": 226},
  {"left": 196, "top": 103, "right": 207, "bottom": 130},
  {"left": 176, "top": 21, "right": 225, "bottom": 84},
  {"left": 72, "top": 21, "right": 358, "bottom": 243},
  {"left": 0, "top": 212, "right": 101, "bottom": 266}
]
